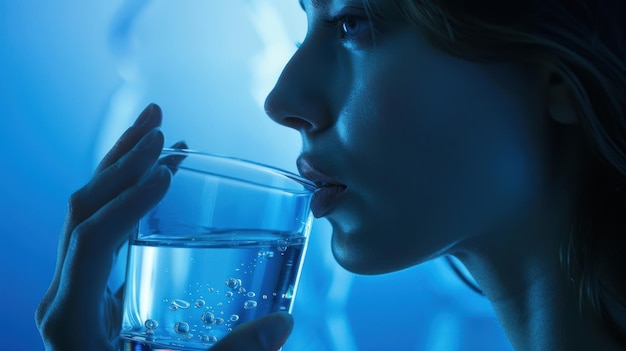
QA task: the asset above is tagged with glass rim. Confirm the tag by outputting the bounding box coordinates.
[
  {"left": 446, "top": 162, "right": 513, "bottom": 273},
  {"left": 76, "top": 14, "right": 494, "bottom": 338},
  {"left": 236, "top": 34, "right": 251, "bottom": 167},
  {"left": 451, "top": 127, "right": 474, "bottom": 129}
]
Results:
[{"left": 161, "top": 147, "right": 319, "bottom": 193}]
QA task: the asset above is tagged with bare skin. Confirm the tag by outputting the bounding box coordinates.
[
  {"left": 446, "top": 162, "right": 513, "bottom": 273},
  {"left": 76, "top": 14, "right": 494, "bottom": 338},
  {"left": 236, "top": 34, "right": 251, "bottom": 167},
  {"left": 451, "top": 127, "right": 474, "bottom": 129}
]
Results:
[
  {"left": 453, "top": 160, "right": 624, "bottom": 350},
  {"left": 36, "top": 104, "right": 294, "bottom": 351},
  {"left": 37, "top": 0, "right": 625, "bottom": 349},
  {"left": 265, "top": 0, "right": 624, "bottom": 349}
]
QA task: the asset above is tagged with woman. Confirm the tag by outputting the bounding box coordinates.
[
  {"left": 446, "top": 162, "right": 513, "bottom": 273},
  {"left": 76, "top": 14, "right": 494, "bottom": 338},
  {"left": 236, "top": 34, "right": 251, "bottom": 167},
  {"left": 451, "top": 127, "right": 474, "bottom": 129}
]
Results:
[{"left": 36, "top": 0, "right": 626, "bottom": 350}]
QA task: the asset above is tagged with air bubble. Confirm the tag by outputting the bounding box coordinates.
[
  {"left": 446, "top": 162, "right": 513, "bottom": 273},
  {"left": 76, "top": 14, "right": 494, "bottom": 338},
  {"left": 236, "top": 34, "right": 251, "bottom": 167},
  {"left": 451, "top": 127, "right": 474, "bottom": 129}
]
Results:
[
  {"left": 174, "top": 322, "right": 190, "bottom": 334},
  {"left": 247, "top": 292, "right": 256, "bottom": 298},
  {"left": 225, "top": 291, "right": 233, "bottom": 298},
  {"left": 200, "top": 335, "right": 218, "bottom": 343},
  {"left": 201, "top": 311, "right": 215, "bottom": 324},
  {"left": 214, "top": 317, "right": 224, "bottom": 325},
  {"left": 171, "top": 299, "right": 190, "bottom": 309},
  {"left": 194, "top": 299, "right": 206, "bottom": 308},
  {"left": 258, "top": 250, "right": 275, "bottom": 259},
  {"left": 225, "top": 277, "right": 242, "bottom": 290},
  {"left": 208, "top": 287, "right": 214, "bottom": 293},
  {"left": 144, "top": 319, "right": 159, "bottom": 330},
  {"left": 229, "top": 314, "right": 239, "bottom": 322},
  {"left": 238, "top": 287, "right": 247, "bottom": 294},
  {"left": 168, "top": 305, "right": 178, "bottom": 311},
  {"left": 277, "top": 240, "right": 288, "bottom": 252},
  {"left": 262, "top": 294, "right": 268, "bottom": 300},
  {"left": 243, "top": 300, "right": 258, "bottom": 309}
]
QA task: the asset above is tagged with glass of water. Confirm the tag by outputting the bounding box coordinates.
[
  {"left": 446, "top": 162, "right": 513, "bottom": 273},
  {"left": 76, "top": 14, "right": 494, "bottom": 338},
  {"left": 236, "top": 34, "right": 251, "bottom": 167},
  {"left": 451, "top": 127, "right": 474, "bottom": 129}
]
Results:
[{"left": 119, "top": 148, "right": 316, "bottom": 350}]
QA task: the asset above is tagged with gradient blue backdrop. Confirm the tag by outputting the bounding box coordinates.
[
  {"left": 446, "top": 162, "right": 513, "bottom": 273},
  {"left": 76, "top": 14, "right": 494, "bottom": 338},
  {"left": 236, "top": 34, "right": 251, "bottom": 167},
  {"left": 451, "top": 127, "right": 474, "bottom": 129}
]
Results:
[{"left": 0, "top": 1, "right": 513, "bottom": 350}]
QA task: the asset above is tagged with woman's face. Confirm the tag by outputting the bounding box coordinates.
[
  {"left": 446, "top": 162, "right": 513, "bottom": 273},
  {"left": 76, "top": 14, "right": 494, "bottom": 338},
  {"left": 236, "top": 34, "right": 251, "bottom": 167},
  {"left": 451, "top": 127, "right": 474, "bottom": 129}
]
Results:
[{"left": 265, "top": 0, "right": 556, "bottom": 274}]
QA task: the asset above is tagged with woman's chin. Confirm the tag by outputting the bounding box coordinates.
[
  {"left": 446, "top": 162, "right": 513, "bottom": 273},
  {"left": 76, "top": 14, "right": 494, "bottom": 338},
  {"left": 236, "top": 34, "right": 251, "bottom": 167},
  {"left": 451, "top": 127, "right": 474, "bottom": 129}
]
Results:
[{"left": 329, "top": 226, "right": 419, "bottom": 276}]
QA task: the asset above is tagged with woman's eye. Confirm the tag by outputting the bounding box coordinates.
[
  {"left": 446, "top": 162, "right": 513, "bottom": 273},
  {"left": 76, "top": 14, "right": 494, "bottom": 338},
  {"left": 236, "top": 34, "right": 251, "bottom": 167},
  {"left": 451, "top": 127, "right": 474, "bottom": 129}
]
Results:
[
  {"left": 332, "top": 14, "right": 370, "bottom": 41},
  {"left": 340, "top": 16, "right": 368, "bottom": 37}
]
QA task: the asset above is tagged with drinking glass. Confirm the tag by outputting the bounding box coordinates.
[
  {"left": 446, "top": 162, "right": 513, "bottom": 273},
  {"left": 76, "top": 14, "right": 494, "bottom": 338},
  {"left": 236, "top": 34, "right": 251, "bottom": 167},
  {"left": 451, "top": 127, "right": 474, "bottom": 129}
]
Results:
[{"left": 119, "top": 148, "right": 316, "bottom": 350}]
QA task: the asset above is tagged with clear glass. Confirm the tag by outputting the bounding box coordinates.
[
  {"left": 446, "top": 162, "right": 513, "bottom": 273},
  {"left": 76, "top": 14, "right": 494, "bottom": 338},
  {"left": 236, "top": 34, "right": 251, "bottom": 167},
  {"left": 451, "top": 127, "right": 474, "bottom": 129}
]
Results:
[{"left": 119, "top": 148, "right": 316, "bottom": 350}]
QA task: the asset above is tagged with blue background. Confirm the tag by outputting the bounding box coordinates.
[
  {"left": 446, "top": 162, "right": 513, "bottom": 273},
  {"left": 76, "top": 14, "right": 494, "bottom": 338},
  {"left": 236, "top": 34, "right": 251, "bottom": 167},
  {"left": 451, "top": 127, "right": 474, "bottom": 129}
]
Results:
[{"left": 0, "top": 1, "right": 513, "bottom": 350}]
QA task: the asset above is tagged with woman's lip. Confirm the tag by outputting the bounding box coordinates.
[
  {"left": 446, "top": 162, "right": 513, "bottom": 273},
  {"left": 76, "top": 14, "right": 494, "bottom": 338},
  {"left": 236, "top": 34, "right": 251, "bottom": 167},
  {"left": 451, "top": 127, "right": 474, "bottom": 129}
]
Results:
[
  {"left": 296, "top": 157, "right": 344, "bottom": 187},
  {"left": 296, "top": 156, "right": 347, "bottom": 217},
  {"left": 311, "top": 184, "right": 347, "bottom": 218}
]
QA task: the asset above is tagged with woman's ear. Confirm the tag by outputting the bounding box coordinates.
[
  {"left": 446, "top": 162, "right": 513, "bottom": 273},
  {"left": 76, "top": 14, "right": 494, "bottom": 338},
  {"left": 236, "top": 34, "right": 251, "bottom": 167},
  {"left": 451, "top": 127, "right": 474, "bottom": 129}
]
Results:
[{"left": 547, "top": 73, "right": 579, "bottom": 125}]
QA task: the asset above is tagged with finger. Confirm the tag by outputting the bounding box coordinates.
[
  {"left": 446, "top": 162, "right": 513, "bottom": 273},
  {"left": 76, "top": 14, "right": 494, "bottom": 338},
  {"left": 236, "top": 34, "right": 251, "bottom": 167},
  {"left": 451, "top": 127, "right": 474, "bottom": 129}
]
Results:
[
  {"left": 45, "top": 129, "right": 164, "bottom": 300},
  {"left": 170, "top": 141, "right": 187, "bottom": 149},
  {"left": 69, "top": 129, "right": 165, "bottom": 228},
  {"left": 110, "top": 140, "right": 187, "bottom": 256},
  {"left": 38, "top": 130, "right": 166, "bottom": 323},
  {"left": 95, "top": 103, "right": 163, "bottom": 174},
  {"left": 212, "top": 312, "right": 294, "bottom": 351},
  {"left": 60, "top": 165, "right": 172, "bottom": 307},
  {"left": 82, "top": 137, "right": 184, "bottom": 226},
  {"left": 108, "top": 140, "right": 188, "bottom": 298},
  {"left": 37, "top": 104, "right": 164, "bottom": 330},
  {"left": 159, "top": 141, "right": 188, "bottom": 174},
  {"left": 37, "top": 166, "right": 172, "bottom": 348}
]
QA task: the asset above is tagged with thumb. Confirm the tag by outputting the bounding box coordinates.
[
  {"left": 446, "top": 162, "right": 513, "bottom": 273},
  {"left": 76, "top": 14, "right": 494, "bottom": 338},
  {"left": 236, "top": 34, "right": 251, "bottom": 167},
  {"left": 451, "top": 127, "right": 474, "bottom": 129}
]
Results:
[{"left": 213, "top": 312, "right": 294, "bottom": 351}]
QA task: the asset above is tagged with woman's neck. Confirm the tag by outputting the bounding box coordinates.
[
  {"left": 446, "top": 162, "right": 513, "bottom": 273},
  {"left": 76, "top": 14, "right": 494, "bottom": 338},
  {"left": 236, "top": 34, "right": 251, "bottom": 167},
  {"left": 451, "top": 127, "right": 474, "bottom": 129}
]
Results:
[{"left": 453, "top": 215, "right": 622, "bottom": 350}]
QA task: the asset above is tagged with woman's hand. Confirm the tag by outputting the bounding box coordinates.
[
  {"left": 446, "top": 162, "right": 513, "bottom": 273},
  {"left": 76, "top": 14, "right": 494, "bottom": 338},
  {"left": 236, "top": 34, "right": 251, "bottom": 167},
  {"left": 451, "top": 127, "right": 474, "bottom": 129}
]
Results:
[
  {"left": 212, "top": 312, "right": 294, "bottom": 350},
  {"left": 35, "top": 103, "right": 294, "bottom": 351},
  {"left": 36, "top": 103, "right": 173, "bottom": 350}
]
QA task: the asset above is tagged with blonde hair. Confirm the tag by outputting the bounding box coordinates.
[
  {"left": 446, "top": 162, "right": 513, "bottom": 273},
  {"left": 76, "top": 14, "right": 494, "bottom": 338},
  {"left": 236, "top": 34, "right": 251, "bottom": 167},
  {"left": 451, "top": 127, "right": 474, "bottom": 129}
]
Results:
[{"left": 366, "top": 0, "right": 626, "bottom": 344}]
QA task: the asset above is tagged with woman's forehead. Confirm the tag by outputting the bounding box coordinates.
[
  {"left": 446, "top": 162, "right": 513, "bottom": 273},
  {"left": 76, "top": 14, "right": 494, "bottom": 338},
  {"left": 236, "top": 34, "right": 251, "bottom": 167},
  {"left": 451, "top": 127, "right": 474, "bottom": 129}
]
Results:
[{"left": 299, "top": 0, "right": 371, "bottom": 12}]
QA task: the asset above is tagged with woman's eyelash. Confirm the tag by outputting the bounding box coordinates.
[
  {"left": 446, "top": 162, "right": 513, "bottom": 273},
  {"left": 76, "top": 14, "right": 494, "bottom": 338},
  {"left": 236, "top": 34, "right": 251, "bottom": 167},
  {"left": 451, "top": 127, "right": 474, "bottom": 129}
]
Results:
[
  {"left": 326, "top": 13, "right": 371, "bottom": 39},
  {"left": 294, "top": 11, "right": 373, "bottom": 48}
]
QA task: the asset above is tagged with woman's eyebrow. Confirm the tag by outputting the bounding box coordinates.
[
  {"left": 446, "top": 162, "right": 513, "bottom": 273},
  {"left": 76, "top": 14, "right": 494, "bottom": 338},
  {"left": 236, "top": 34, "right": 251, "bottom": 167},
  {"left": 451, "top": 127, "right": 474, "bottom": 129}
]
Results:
[{"left": 299, "top": 0, "right": 329, "bottom": 11}]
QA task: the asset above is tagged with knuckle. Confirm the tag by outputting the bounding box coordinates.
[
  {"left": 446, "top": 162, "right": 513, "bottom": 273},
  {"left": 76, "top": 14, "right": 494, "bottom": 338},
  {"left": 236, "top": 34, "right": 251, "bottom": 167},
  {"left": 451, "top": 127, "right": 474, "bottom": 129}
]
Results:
[
  {"left": 67, "top": 184, "right": 94, "bottom": 220},
  {"left": 37, "top": 308, "right": 65, "bottom": 346},
  {"left": 35, "top": 300, "right": 48, "bottom": 328},
  {"left": 70, "top": 221, "right": 108, "bottom": 259},
  {"left": 109, "top": 158, "right": 123, "bottom": 172},
  {"left": 72, "top": 215, "right": 123, "bottom": 254},
  {"left": 68, "top": 188, "right": 85, "bottom": 213},
  {"left": 71, "top": 222, "right": 98, "bottom": 249}
]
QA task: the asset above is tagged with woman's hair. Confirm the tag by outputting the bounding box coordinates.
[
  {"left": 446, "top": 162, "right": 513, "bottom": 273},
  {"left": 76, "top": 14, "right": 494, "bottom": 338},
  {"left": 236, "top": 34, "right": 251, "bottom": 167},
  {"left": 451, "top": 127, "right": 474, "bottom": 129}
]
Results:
[{"left": 365, "top": 0, "right": 626, "bottom": 344}]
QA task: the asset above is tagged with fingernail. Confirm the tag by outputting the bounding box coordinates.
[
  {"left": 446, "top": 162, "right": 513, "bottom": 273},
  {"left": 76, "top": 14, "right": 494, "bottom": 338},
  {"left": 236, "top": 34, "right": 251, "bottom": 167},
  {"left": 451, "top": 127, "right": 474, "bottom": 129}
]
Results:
[
  {"left": 257, "top": 312, "right": 293, "bottom": 350},
  {"left": 134, "top": 103, "right": 157, "bottom": 127},
  {"left": 133, "top": 129, "right": 160, "bottom": 152},
  {"left": 170, "top": 140, "right": 188, "bottom": 149}
]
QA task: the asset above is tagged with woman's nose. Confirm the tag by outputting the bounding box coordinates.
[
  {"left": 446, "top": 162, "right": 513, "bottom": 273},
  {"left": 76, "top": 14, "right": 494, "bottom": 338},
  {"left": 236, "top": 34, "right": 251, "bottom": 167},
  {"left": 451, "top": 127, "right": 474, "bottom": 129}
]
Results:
[{"left": 264, "top": 40, "right": 334, "bottom": 134}]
